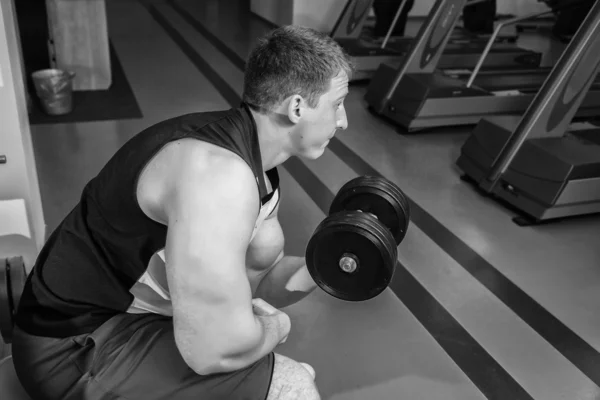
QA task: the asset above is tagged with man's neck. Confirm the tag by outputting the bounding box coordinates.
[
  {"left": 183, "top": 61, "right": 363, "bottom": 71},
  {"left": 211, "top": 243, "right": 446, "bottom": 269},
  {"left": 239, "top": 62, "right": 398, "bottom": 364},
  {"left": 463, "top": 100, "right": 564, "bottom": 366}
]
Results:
[{"left": 250, "top": 108, "right": 293, "bottom": 171}]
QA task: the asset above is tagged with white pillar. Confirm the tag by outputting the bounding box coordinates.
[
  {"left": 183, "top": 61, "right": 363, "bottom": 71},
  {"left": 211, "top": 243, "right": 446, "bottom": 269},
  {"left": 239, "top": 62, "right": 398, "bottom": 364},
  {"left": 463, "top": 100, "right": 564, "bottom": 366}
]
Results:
[{"left": 0, "top": 0, "right": 46, "bottom": 251}]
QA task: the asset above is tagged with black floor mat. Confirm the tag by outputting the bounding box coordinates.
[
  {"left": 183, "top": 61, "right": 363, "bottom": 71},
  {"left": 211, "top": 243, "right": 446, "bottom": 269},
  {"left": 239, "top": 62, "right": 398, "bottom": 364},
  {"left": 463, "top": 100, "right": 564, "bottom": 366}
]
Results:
[{"left": 28, "top": 42, "right": 143, "bottom": 125}]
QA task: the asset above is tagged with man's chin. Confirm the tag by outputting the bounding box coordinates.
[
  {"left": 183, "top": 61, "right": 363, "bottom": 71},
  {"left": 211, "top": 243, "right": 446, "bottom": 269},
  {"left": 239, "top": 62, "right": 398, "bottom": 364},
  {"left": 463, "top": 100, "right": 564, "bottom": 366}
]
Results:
[
  {"left": 310, "top": 147, "right": 327, "bottom": 160},
  {"left": 295, "top": 144, "right": 328, "bottom": 161}
]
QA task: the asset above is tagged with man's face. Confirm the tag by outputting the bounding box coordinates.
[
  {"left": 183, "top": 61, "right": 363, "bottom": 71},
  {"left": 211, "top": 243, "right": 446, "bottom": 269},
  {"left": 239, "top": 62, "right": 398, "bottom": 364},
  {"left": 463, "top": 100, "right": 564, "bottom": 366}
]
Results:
[{"left": 290, "top": 71, "right": 349, "bottom": 160}]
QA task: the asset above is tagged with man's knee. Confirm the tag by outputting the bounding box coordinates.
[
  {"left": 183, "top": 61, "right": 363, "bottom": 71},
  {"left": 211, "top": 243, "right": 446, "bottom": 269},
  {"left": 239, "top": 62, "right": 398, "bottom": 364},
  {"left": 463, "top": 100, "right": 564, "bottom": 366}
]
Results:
[{"left": 267, "top": 353, "right": 320, "bottom": 400}]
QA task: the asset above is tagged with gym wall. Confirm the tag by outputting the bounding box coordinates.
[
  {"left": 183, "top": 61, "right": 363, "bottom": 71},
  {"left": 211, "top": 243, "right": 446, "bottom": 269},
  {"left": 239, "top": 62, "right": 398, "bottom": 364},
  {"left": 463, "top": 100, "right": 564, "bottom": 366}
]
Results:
[
  {"left": 0, "top": 0, "right": 46, "bottom": 250},
  {"left": 250, "top": 0, "right": 294, "bottom": 27},
  {"left": 291, "top": 0, "right": 347, "bottom": 33},
  {"left": 250, "top": 0, "right": 347, "bottom": 32}
]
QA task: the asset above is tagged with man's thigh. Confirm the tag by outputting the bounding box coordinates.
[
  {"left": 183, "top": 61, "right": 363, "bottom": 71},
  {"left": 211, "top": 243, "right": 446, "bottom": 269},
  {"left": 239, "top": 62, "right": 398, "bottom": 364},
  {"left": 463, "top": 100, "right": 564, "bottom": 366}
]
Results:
[{"left": 13, "top": 313, "right": 274, "bottom": 400}]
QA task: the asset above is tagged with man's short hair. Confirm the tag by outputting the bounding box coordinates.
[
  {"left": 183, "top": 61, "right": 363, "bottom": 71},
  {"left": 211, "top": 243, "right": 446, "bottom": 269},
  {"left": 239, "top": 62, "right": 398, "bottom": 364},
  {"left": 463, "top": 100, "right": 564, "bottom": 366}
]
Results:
[{"left": 243, "top": 25, "right": 354, "bottom": 114}]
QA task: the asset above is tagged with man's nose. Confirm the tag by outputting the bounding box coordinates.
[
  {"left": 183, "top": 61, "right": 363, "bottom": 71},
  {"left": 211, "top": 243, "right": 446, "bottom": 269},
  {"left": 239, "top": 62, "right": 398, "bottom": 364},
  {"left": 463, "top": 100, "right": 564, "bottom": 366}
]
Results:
[{"left": 337, "top": 108, "right": 348, "bottom": 130}]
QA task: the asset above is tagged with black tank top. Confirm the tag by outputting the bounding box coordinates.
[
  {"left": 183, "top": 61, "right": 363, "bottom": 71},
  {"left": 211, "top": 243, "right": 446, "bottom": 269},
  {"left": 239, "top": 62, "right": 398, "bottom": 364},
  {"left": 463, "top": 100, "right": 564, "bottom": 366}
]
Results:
[{"left": 15, "top": 104, "right": 279, "bottom": 338}]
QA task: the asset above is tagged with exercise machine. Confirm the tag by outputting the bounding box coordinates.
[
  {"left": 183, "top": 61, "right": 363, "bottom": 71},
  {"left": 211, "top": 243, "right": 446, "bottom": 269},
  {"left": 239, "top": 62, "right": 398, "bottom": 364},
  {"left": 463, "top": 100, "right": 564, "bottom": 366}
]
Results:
[
  {"left": 456, "top": 0, "right": 600, "bottom": 224},
  {"left": 365, "top": 0, "right": 600, "bottom": 131},
  {"left": 0, "top": 257, "right": 26, "bottom": 344},
  {"left": 0, "top": 239, "right": 36, "bottom": 400},
  {"left": 332, "top": 0, "right": 541, "bottom": 81}
]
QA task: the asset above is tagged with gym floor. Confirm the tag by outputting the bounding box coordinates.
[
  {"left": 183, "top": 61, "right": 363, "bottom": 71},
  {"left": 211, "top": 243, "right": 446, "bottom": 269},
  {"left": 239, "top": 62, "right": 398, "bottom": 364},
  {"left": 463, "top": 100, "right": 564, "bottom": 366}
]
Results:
[{"left": 26, "top": 0, "right": 600, "bottom": 399}]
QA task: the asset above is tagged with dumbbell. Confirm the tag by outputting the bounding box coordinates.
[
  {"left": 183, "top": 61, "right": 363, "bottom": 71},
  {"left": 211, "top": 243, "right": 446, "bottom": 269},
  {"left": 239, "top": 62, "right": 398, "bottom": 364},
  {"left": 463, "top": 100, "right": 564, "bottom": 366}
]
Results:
[
  {"left": 305, "top": 176, "right": 411, "bottom": 302},
  {"left": 0, "top": 256, "right": 26, "bottom": 343}
]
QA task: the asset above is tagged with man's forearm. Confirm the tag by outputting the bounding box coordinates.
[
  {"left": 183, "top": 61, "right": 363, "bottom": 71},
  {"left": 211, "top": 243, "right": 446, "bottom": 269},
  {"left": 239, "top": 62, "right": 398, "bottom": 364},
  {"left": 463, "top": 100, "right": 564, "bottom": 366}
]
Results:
[
  {"left": 217, "top": 312, "right": 288, "bottom": 373},
  {"left": 254, "top": 255, "right": 318, "bottom": 309},
  {"left": 199, "top": 309, "right": 289, "bottom": 374}
]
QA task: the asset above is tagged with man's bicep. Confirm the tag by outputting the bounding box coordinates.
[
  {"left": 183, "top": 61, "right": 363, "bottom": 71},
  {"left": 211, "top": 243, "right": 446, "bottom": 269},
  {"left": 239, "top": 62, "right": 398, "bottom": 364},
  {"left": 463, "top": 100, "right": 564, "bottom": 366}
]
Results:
[
  {"left": 247, "top": 202, "right": 285, "bottom": 272},
  {"left": 163, "top": 155, "right": 259, "bottom": 322}
]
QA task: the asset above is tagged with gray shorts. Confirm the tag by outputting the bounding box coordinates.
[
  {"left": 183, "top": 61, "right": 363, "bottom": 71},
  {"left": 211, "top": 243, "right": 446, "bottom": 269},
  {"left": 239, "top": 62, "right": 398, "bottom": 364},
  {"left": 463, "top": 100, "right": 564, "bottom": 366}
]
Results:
[{"left": 12, "top": 313, "right": 274, "bottom": 400}]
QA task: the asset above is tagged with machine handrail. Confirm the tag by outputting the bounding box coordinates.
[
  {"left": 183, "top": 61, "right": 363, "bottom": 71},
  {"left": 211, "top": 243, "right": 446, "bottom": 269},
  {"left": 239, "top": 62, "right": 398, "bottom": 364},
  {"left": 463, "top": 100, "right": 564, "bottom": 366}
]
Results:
[
  {"left": 381, "top": 0, "right": 409, "bottom": 48},
  {"left": 466, "top": 0, "right": 595, "bottom": 88},
  {"left": 465, "top": 9, "right": 556, "bottom": 88},
  {"left": 377, "top": 0, "right": 462, "bottom": 112}
]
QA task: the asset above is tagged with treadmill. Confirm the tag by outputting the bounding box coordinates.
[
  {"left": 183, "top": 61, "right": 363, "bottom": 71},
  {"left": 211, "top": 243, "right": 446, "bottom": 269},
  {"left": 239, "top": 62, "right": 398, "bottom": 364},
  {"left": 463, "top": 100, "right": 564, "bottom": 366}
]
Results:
[
  {"left": 332, "top": 0, "right": 541, "bottom": 81},
  {"left": 364, "top": 0, "right": 600, "bottom": 131},
  {"left": 456, "top": 0, "right": 600, "bottom": 225}
]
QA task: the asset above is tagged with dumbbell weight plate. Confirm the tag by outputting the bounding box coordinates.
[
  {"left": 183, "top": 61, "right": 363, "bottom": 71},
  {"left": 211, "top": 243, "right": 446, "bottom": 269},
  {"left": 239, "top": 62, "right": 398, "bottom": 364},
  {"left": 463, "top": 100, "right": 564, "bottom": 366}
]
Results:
[
  {"left": 0, "top": 257, "right": 26, "bottom": 344},
  {"left": 330, "top": 176, "right": 410, "bottom": 245},
  {"left": 0, "top": 259, "right": 13, "bottom": 343},
  {"left": 306, "top": 211, "right": 397, "bottom": 301}
]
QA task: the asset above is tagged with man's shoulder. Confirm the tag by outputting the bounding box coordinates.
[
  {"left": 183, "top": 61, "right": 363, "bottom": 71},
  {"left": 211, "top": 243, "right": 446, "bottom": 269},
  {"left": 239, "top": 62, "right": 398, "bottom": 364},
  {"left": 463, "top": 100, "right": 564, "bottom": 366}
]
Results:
[
  {"left": 137, "top": 135, "right": 256, "bottom": 223},
  {"left": 152, "top": 107, "right": 246, "bottom": 134}
]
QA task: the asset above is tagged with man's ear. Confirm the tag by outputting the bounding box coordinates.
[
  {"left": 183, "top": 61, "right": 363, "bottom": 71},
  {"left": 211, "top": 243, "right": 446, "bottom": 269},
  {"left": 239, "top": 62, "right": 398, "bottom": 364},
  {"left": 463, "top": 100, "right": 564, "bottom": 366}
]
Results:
[{"left": 286, "top": 95, "right": 305, "bottom": 124}]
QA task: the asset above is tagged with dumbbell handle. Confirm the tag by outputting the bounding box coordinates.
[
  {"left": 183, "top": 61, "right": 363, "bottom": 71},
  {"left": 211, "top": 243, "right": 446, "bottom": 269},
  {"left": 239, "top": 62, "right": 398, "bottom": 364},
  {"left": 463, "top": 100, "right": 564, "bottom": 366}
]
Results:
[
  {"left": 339, "top": 253, "right": 359, "bottom": 274},
  {"left": 357, "top": 209, "right": 378, "bottom": 220},
  {"left": 336, "top": 211, "right": 378, "bottom": 275}
]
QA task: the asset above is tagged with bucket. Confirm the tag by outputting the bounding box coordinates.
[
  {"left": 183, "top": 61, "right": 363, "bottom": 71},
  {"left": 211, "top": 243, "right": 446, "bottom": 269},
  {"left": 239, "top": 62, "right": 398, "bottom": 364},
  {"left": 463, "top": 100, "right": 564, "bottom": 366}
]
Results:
[{"left": 31, "top": 69, "right": 76, "bottom": 116}]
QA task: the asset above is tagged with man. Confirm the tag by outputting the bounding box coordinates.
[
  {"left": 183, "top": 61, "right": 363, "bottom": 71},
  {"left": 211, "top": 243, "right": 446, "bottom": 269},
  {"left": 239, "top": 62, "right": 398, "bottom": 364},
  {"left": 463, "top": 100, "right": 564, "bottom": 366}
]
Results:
[
  {"left": 12, "top": 25, "right": 352, "bottom": 400},
  {"left": 462, "top": 0, "right": 496, "bottom": 35},
  {"left": 372, "top": 0, "right": 415, "bottom": 38}
]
